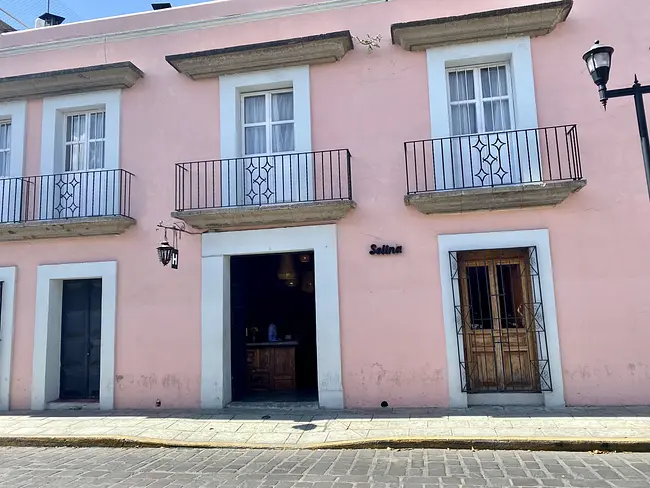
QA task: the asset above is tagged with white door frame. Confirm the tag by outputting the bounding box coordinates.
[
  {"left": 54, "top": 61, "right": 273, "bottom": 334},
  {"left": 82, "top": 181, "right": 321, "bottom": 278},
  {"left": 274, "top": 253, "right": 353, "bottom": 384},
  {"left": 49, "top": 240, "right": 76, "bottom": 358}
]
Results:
[
  {"left": 0, "top": 266, "right": 17, "bottom": 411},
  {"left": 438, "top": 229, "right": 565, "bottom": 408},
  {"left": 201, "top": 224, "right": 344, "bottom": 409},
  {"left": 31, "top": 261, "right": 117, "bottom": 410}
]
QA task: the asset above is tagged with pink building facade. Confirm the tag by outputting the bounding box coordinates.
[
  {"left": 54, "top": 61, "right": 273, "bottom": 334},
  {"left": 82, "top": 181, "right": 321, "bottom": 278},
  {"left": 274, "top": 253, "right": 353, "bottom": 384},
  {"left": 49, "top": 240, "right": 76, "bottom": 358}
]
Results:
[{"left": 0, "top": 0, "right": 648, "bottom": 411}]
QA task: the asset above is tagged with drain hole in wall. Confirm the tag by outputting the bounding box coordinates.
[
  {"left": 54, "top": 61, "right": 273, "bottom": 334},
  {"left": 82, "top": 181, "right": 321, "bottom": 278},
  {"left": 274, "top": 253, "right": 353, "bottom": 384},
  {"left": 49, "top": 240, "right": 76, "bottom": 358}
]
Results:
[
  {"left": 380, "top": 401, "right": 388, "bottom": 408},
  {"left": 155, "top": 399, "right": 162, "bottom": 407}
]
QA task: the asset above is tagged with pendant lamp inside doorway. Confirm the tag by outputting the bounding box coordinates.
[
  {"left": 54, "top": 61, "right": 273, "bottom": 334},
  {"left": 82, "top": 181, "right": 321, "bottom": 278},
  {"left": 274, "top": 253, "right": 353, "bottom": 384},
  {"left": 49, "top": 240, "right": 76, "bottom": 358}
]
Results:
[{"left": 277, "top": 254, "right": 297, "bottom": 282}]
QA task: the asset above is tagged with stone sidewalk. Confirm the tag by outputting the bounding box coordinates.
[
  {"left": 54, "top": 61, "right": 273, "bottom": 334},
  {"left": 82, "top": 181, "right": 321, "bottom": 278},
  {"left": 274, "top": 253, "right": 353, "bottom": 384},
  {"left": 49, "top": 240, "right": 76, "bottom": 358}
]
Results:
[{"left": 2, "top": 406, "right": 650, "bottom": 450}]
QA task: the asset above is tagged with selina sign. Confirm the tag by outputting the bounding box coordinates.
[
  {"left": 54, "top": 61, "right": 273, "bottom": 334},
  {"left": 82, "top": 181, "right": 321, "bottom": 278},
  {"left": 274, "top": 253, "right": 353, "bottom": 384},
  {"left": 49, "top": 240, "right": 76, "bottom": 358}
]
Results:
[{"left": 369, "top": 244, "right": 403, "bottom": 255}]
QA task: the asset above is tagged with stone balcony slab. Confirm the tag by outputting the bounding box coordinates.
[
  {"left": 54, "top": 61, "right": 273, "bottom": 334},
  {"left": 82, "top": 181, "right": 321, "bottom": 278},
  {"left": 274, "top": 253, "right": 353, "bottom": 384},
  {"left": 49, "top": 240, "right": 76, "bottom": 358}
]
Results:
[
  {"left": 0, "top": 62, "right": 144, "bottom": 102},
  {"left": 391, "top": 0, "right": 572, "bottom": 51},
  {"left": 0, "top": 216, "right": 136, "bottom": 241},
  {"left": 404, "top": 179, "right": 586, "bottom": 214},
  {"left": 166, "top": 31, "right": 353, "bottom": 79},
  {"left": 171, "top": 200, "right": 355, "bottom": 231}
]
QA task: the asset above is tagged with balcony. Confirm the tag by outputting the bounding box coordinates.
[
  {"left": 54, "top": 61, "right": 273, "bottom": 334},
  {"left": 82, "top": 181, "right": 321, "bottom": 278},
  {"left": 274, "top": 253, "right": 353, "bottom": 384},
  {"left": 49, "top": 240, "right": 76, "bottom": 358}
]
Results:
[
  {"left": 0, "top": 169, "right": 135, "bottom": 241},
  {"left": 404, "top": 125, "right": 586, "bottom": 214},
  {"left": 172, "top": 149, "right": 354, "bottom": 231}
]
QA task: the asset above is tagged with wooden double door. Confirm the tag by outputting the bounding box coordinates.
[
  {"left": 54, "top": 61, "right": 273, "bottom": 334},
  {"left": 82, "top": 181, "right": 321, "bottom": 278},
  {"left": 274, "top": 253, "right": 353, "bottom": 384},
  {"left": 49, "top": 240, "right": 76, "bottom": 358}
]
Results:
[{"left": 458, "top": 249, "right": 541, "bottom": 393}]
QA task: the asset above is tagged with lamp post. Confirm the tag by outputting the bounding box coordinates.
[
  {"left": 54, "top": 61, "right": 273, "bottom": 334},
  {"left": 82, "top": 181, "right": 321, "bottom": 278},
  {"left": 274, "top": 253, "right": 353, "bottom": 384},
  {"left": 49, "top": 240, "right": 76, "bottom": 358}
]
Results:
[{"left": 583, "top": 40, "right": 650, "bottom": 198}]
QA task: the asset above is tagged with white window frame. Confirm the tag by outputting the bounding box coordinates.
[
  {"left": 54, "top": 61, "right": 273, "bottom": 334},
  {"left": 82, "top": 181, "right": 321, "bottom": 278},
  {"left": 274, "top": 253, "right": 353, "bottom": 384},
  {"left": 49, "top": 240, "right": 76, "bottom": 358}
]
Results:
[
  {"left": 219, "top": 66, "right": 312, "bottom": 206},
  {"left": 41, "top": 90, "right": 121, "bottom": 176},
  {"left": 427, "top": 37, "right": 539, "bottom": 139},
  {"left": 438, "top": 229, "right": 564, "bottom": 408},
  {"left": 201, "top": 224, "right": 343, "bottom": 409},
  {"left": 241, "top": 89, "right": 295, "bottom": 156},
  {"left": 0, "top": 101, "right": 26, "bottom": 179},
  {"left": 446, "top": 62, "right": 516, "bottom": 136},
  {"left": 63, "top": 109, "right": 107, "bottom": 172},
  {"left": 31, "top": 261, "right": 117, "bottom": 411}
]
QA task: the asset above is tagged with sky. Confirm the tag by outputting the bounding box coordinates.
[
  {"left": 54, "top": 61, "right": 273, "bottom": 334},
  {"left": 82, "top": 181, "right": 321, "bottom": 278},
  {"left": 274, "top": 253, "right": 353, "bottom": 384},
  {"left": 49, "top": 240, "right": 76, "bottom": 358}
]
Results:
[{"left": 1, "top": 0, "right": 209, "bottom": 29}]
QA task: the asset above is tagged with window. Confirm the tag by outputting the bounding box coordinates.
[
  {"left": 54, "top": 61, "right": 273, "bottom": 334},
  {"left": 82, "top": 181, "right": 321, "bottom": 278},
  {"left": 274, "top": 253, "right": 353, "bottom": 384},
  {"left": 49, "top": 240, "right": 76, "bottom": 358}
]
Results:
[
  {"left": 447, "top": 64, "right": 513, "bottom": 136},
  {"left": 241, "top": 90, "right": 294, "bottom": 156},
  {"left": 0, "top": 120, "right": 10, "bottom": 177},
  {"left": 64, "top": 111, "right": 106, "bottom": 171}
]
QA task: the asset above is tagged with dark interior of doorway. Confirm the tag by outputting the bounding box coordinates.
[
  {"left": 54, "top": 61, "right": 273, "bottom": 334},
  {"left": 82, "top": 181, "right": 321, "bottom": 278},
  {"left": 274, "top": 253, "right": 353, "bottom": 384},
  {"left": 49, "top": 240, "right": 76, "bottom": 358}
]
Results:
[{"left": 230, "top": 252, "right": 318, "bottom": 403}]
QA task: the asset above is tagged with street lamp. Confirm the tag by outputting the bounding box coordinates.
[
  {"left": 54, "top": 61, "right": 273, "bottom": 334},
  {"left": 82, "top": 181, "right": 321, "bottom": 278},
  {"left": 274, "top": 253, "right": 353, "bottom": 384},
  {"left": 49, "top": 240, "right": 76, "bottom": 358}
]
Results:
[{"left": 583, "top": 40, "right": 650, "bottom": 197}]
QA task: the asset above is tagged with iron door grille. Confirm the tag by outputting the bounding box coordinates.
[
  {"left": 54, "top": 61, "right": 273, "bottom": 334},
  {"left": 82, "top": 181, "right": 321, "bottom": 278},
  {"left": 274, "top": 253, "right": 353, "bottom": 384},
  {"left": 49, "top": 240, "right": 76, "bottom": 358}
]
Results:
[{"left": 449, "top": 247, "right": 553, "bottom": 394}]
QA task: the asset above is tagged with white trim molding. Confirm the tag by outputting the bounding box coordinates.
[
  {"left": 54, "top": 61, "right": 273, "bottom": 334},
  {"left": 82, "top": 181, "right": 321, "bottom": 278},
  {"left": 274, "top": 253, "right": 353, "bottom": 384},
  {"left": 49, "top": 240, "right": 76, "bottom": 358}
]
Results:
[
  {"left": 201, "top": 224, "right": 344, "bottom": 409},
  {"left": 220, "top": 65, "right": 312, "bottom": 158},
  {"left": 0, "top": 101, "right": 26, "bottom": 178},
  {"left": 41, "top": 90, "right": 121, "bottom": 175},
  {"left": 426, "top": 37, "right": 539, "bottom": 139},
  {"left": 438, "top": 229, "right": 564, "bottom": 408},
  {"left": 0, "top": 266, "right": 17, "bottom": 411},
  {"left": 0, "top": 0, "right": 387, "bottom": 58},
  {"left": 31, "top": 261, "right": 117, "bottom": 410},
  {"left": 219, "top": 65, "right": 312, "bottom": 206}
]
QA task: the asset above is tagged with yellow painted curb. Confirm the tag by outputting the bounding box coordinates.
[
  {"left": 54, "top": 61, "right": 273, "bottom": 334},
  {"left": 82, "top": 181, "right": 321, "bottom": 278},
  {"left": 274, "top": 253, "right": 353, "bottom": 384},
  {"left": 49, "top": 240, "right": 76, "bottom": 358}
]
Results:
[{"left": 1, "top": 435, "right": 650, "bottom": 452}]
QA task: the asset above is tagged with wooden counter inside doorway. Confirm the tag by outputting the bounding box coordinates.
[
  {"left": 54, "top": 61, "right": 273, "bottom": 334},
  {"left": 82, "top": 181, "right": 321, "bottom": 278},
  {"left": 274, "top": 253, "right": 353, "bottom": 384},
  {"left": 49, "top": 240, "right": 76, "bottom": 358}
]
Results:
[{"left": 245, "top": 342, "right": 297, "bottom": 392}]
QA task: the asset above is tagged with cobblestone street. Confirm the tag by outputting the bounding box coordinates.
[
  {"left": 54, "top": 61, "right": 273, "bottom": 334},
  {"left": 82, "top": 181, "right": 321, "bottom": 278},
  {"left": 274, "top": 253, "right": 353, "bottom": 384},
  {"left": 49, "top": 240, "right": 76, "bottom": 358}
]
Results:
[{"left": 2, "top": 447, "right": 650, "bottom": 488}]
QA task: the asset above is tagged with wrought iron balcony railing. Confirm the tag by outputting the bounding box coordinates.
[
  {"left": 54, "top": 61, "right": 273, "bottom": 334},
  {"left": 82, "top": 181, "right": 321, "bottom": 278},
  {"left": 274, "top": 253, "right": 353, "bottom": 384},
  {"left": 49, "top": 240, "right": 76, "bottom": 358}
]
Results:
[
  {"left": 175, "top": 149, "right": 353, "bottom": 211},
  {"left": 0, "top": 169, "right": 133, "bottom": 224},
  {"left": 404, "top": 125, "right": 583, "bottom": 194}
]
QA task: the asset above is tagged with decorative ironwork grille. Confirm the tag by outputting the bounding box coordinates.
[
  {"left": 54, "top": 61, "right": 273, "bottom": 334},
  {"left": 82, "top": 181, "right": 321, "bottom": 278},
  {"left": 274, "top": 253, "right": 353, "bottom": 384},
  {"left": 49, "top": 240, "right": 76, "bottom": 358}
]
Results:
[
  {"left": 404, "top": 125, "right": 583, "bottom": 193},
  {"left": 449, "top": 247, "right": 552, "bottom": 394},
  {"left": 0, "top": 169, "right": 133, "bottom": 223},
  {"left": 175, "top": 149, "right": 352, "bottom": 210}
]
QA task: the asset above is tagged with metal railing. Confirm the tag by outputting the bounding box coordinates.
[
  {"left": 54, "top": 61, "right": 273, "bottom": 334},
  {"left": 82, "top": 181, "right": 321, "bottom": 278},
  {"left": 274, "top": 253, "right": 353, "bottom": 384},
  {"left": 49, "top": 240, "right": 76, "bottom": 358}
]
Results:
[
  {"left": 175, "top": 149, "right": 352, "bottom": 211},
  {"left": 404, "top": 125, "right": 583, "bottom": 194},
  {"left": 0, "top": 169, "right": 133, "bottom": 224}
]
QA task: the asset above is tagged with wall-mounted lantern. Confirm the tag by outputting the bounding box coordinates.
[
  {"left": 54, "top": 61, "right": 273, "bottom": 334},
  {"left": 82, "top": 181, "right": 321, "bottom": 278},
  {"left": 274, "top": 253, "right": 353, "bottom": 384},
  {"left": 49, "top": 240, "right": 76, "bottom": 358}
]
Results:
[
  {"left": 156, "top": 220, "right": 201, "bottom": 270},
  {"left": 157, "top": 239, "right": 176, "bottom": 267}
]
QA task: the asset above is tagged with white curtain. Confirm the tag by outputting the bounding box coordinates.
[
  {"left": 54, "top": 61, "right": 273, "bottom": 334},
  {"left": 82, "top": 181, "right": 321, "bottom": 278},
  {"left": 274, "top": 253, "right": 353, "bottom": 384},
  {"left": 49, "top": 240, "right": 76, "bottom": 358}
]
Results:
[
  {"left": 244, "top": 95, "right": 266, "bottom": 155},
  {"left": 271, "top": 92, "right": 294, "bottom": 153},
  {"left": 243, "top": 93, "right": 294, "bottom": 155},
  {"left": 480, "top": 66, "right": 511, "bottom": 132},
  {"left": 0, "top": 121, "right": 10, "bottom": 177}
]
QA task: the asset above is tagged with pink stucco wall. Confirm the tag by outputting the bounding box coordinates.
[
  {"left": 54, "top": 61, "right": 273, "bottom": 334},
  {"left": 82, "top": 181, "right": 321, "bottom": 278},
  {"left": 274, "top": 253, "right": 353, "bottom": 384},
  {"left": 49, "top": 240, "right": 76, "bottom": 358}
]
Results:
[{"left": 1, "top": 0, "right": 649, "bottom": 409}]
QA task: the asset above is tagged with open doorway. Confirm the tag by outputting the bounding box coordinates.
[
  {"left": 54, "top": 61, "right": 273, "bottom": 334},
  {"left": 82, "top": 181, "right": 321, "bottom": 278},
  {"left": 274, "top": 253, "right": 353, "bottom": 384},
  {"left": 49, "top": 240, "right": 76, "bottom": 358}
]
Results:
[{"left": 230, "top": 251, "right": 317, "bottom": 403}]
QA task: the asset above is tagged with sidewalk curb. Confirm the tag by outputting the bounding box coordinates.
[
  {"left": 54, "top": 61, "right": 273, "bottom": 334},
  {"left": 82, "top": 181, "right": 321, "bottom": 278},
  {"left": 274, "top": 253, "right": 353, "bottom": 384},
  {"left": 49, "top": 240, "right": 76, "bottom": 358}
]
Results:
[{"left": 1, "top": 435, "right": 650, "bottom": 452}]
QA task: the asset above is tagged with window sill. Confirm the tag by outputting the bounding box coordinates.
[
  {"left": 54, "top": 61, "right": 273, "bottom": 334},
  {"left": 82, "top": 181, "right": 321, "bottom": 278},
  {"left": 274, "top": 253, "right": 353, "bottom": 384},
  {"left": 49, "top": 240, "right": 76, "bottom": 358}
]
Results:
[
  {"left": 0, "top": 215, "right": 136, "bottom": 241},
  {"left": 404, "top": 179, "right": 586, "bottom": 214},
  {"left": 171, "top": 200, "right": 355, "bottom": 231},
  {"left": 391, "top": 0, "right": 572, "bottom": 51}
]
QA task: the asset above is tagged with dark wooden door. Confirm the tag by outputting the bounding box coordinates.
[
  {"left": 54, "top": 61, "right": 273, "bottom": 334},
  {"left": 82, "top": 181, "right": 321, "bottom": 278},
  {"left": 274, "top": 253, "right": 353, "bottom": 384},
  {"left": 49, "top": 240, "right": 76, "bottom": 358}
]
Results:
[
  {"left": 59, "top": 279, "right": 102, "bottom": 400},
  {"left": 230, "top": 257, "right": 248, "bottom": 401}
]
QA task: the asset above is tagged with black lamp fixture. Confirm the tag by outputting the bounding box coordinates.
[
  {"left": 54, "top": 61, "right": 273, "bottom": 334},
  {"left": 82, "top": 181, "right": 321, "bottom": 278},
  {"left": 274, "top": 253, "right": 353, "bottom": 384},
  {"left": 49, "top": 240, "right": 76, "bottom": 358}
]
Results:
[
  {"left": 583, "top": 40, "right": 650, "bottom": 198},
  {"left": 157, "top": 239, "right": 175, "bottom": 267},
  {"left": 156, "top": 220, "right": 201, "bottom": 269},
  {"left": 583, "top": 40, "right": 615, "bottom": 109}
]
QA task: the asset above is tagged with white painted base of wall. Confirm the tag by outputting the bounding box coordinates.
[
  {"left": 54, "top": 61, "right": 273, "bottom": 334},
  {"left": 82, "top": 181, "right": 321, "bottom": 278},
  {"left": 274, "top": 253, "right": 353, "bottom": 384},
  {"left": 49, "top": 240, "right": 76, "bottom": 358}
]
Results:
[
  {"left": 0, "top": 266, "right": 16, "bottom": 411},
  {"left": 31, "top": 261, "right": 117, "bottom": 411},
  {"left": 438, "top": 229, "right": 565, "bottom": 409},
  {"left": 467, "top": 393, "right": 544, "bottom": 407},
  {"left": 201, "top": 224, "right": 344, "bottom": 409}
]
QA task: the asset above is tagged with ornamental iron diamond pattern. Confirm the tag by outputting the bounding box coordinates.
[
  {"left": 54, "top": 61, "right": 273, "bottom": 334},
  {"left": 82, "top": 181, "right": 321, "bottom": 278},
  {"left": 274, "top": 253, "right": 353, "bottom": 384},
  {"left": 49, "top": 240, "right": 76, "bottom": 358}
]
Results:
[
  {"left": 0, "top": 169, "right": 133, "bottom": 223},
  {"left": 449, "top": 247, "right": 553, "bottom": 394},
  {"left": 174, "top": 150, "right": 353, "bottom": 210},
  {"left": 403, "top": 125, "right": 584, "bottom": 193}
]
